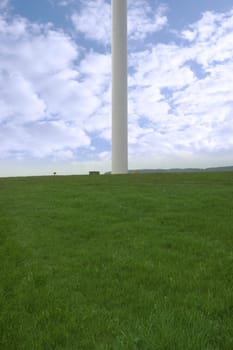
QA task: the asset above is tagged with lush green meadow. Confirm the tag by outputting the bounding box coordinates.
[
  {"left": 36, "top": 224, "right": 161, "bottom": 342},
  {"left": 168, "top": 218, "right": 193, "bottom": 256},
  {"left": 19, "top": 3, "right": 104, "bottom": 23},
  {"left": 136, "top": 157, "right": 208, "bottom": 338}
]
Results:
[{"left": 0, "top": 172, "right": 233, "bottom": 349}]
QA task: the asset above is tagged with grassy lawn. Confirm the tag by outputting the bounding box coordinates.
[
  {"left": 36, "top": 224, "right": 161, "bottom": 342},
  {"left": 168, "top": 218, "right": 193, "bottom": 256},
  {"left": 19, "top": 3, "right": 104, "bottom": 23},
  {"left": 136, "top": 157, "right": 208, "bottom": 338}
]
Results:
[{"left": 0, "top": 172, "right": 233, "bottom": 349}]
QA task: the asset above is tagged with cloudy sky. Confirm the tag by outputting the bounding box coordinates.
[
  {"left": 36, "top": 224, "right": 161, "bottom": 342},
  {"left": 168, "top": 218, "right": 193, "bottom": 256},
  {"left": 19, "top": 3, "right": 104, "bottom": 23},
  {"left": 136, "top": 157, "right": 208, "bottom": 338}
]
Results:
[{"left": 0, "top": 0, "right": 233, "bottom": 176}]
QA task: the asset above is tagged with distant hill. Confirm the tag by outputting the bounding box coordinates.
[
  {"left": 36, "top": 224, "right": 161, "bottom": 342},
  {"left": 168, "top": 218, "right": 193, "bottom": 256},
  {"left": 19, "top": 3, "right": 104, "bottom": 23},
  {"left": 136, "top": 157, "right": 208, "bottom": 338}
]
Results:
[{"left": 128, "top": 166, "right": 233, "bottom": 173}]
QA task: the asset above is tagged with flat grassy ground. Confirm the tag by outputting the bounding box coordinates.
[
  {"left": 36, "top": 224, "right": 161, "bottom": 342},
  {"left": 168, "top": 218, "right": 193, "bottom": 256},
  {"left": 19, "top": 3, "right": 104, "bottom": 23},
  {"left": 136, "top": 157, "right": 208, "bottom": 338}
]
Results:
[{"left": 0, "top": 173, "right": 233, "bottom": 349}]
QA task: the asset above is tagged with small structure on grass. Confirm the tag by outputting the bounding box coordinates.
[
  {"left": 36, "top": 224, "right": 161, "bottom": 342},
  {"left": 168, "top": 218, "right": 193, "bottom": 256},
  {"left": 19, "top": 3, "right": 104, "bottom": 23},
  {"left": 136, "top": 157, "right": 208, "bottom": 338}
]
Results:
[{"left": 89, "top": 171, "right": 100, "bottom": 176}]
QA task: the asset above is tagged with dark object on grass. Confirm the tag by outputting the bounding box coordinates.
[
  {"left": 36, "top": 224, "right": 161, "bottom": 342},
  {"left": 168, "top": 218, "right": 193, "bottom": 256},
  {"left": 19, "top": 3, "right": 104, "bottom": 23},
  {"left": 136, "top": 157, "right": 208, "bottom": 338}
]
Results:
[{"left": 89, "top": 171, "right": 100, "bottom": 175}]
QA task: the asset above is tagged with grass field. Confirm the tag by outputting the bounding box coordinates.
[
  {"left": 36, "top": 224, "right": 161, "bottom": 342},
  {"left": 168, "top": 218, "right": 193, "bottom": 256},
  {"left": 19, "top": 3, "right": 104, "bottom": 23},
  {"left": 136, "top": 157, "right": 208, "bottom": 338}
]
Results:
[{"left": 0, "top": 172, "right": 233, "bottom": 349}]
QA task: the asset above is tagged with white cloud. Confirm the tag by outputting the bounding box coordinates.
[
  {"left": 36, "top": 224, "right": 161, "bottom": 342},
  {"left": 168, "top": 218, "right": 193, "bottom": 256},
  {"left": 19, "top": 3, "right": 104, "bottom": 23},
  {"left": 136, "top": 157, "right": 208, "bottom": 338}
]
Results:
[
  {"left": 128, "top": 1, "right": 167, "bottom": 40},
  {"left": 127, "top": 8, "right": 233, "bottom": 164},
  {"left": 0, "top": 121, "right": 90, "bottom": 160},
  {"left": 71, "top": 0, "right": 168, "bottom": 44},
  {"left": 181, "top": 11, "right": 219, "bottom": 42},
  {"left": 181, "top": 9, "right": 233, "bottom": 66},
  {"left": 0, "top": 72, "right": 46, "bottom": 123},
  {"left": 129, "top": 44, "right": 195, "bottom": 89},
  {"left": 0, "top": 13, "right": 109, "bottom": 161},
  {"left": 71, "top": 0, "right": 111, "bottom": 44}
]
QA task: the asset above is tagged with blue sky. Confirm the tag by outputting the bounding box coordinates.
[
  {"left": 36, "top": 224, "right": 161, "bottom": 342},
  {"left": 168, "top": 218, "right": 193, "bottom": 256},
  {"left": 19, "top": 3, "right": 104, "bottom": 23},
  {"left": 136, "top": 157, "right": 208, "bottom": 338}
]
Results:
[{"left": 0, "top": 0, "right": 233, "bottom": 176}]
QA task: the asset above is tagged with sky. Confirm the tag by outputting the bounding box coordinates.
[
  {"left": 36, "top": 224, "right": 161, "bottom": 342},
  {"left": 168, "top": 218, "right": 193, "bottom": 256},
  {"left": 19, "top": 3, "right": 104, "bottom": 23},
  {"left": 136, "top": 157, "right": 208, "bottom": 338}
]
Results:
[{"left": 0, "top": 0, "right": 233, "bottom": 176}]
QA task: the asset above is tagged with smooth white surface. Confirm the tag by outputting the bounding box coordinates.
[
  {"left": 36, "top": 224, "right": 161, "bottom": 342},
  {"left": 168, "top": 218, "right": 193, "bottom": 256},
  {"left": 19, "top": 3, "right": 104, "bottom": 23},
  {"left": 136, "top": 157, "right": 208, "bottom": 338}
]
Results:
[{"left": 112, "top": 0, "right": 128, "bottom": 174}]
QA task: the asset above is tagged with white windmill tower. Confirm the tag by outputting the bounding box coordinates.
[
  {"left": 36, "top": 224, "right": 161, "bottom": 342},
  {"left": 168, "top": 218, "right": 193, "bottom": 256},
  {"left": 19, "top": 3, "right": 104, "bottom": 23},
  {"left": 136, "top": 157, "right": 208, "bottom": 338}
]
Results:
[{"left": 112, "top": 0, "right": 128, "bottom": 174}]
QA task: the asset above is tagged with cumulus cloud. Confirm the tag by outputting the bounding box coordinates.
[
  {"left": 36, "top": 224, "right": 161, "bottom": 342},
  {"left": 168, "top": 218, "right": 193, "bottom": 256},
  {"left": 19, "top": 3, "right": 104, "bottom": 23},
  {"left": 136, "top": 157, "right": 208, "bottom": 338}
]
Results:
[
  {"left": 71, "top": 0, "right": 168, "bottom": 44},
  {"left": 128, "top": 1, "right": 168, "bottom": 40},
  {"left": 71, "top": 0, "right": 111, "bottom": 44},
  {"left": 127, "top": 7, "right": 233, "bottom": 164},
  {"left": 181, "top": 9, "right": 233, "bottom": 67},
  {"left": 0, "top": 71, "right": 46, "bottom": 124},
  {"left": 0, "top": 12, "right": 110, "bottom": 161},
  {"left": 181, "top": 9, "right": 233, "bottom": 43},
  {"left": 0, "top": 121, "right": 90, "bottom": 159}
]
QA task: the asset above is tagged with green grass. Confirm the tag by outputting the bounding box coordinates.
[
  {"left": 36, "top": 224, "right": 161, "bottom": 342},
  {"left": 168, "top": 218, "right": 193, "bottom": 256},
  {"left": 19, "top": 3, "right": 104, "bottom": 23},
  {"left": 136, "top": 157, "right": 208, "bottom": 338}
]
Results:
[{"left": 0, "top": 172, "right": 233, "bottom": 349}]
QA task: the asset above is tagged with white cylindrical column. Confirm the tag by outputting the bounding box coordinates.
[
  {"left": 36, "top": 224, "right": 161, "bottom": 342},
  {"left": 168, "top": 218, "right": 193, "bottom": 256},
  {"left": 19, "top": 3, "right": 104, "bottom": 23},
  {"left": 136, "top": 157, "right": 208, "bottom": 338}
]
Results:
[{"left": 112, "top": 0, "right": 128, "bottom": 174}]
